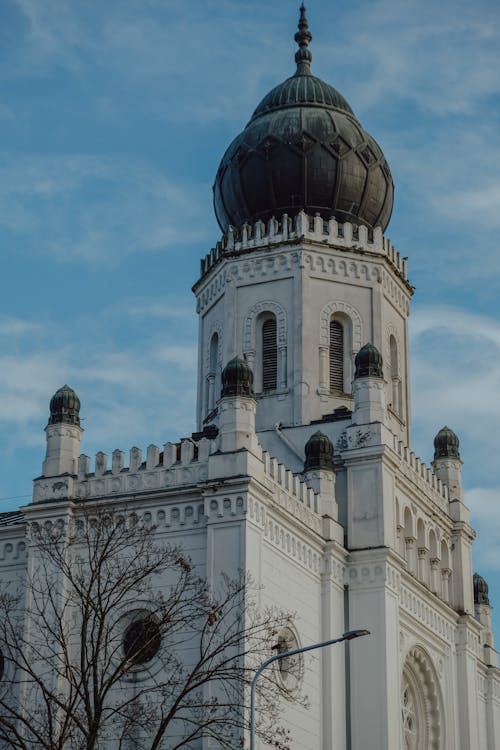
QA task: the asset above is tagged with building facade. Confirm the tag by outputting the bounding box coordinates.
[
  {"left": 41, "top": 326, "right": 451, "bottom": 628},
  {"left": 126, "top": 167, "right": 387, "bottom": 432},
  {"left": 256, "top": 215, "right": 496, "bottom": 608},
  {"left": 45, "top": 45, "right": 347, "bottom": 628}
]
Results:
[{"left": 1, "top": 6, "right": 499, "bottom": 749}]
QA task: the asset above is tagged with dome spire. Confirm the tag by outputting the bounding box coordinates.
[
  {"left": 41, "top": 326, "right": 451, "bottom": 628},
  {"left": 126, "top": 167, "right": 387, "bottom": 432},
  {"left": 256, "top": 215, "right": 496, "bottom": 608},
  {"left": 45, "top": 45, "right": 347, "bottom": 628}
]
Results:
[{"left": 294, "top": 3, "right": 312, "bottom": 75}]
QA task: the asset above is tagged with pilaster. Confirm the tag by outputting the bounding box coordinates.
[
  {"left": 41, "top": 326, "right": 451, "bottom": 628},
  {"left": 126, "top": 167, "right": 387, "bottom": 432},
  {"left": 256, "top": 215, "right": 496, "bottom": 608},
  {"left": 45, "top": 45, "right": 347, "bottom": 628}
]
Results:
[{"left": 347, "top": 549, "right": 401, "bottom": 750}]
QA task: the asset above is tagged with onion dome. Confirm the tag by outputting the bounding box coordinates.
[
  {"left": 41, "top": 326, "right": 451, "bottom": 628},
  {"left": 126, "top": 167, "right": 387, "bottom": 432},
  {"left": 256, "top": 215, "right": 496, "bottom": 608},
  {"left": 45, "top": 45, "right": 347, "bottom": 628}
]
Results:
[
  {"left": 473, "top": 573, "right": 490, "bottom": 606},
  {"left": 354, "top": 343, "right": 383, "bottom": 379},
  {"left": 304, "top": 430, "right": 334, "bottom": 472},
  {"left": 433, "top": 426, "right": 460, "bottom": 460},
  {"left": 221, "top": 356, "right": 254, "bottom": 398},
  {"left": 48, "top": 385, "right": 81, "bottom": 427},
  {"left": 213, "top": 5, "right": 393, "bottom": 234}
]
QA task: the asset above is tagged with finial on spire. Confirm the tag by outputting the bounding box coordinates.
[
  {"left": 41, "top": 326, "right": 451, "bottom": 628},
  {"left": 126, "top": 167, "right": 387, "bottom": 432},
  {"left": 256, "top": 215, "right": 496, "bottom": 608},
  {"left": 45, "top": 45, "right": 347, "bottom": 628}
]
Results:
[{"left": 294, "top": 3, "right": 312, "bottom": 75}]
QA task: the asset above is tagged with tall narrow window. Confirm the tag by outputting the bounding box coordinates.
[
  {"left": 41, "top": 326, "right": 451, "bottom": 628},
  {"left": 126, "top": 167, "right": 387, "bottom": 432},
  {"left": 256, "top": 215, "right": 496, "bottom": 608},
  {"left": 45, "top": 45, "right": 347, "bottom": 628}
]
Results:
[
  {"left": 206, "top": 333, "right": 219, "bottom": 413},
  {"left": 262, "top": 317, "right": 277, "bottom": 391},
  {"left": 390, "top": 335, "right": 402, "bottom": 416},
  {"left": 329, "top": 319, "right": 344, "bottom": 392}
]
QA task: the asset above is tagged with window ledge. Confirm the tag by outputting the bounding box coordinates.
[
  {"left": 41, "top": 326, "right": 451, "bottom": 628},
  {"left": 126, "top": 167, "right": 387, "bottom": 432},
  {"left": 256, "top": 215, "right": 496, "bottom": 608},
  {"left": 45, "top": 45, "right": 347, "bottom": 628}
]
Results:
[{"left": 255, "top": 388, "right": 289, "bottom": 400}]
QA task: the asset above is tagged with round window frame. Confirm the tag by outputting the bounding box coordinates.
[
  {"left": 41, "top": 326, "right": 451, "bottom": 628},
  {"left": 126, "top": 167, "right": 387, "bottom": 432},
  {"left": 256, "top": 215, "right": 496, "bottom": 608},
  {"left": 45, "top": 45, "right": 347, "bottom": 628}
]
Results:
[
  {"left": 274, "top": 625, "right": 303, "bottom": 696},
  {"left": 116, "top": 607, "right": 164, "bottom": 681}
]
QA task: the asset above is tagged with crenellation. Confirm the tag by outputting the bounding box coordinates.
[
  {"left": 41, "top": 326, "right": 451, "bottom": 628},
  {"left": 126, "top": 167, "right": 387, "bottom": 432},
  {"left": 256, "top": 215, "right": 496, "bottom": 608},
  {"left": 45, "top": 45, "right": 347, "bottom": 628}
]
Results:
[
  {"left": 392, "top": 437, "right": 451, "bottom": 511},
  {"left": 78, "top": 454, "right": 90, "bottom": 481},
  {"left": 95, "top": 451, "right": 108, "bottom": 477},
  {"left": 198, "top": 211, "right": 408, "bottom": 284},
  {"left": 180, "top": 439, "right": 194, "bottom": 465},
  {"left": 146, "top": 444, "right": 160, "bottom": 470},
  {"left": 163, "top": 442, "right": 177, "bottom": 468},
  {"left": 112, "top": 449, "right": 125, "bottom": 474},
  {"left": 129, "top": 447, "right": 142, "bottom": 472}
]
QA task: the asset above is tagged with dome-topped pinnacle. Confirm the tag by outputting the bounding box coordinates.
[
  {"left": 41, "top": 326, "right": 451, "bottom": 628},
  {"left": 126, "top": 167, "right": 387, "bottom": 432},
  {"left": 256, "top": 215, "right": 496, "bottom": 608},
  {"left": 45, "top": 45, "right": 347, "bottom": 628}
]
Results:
[
  {"left": 48, "top": 385, "right": 81, "bottom": 427},
  {"left": 433, "top": 426, "right": 460, "bottom": 460},
  {"left": 354, "top": 344, "right": 383, "bottom": 379},
  {"left": 221, "top": 357, "right": 254, "bottom": 398},
  {"left": 304, "top": 430, "right": 334, "bottom": 472},
  {"left": 473, "top": 573, "right": 490, "bottom": 606},
  {"left": 294, "top": 4, "right": 312, "bottom": 75},
  {"left": 213, "top": 7, "right": 393, "bottom": 234}
]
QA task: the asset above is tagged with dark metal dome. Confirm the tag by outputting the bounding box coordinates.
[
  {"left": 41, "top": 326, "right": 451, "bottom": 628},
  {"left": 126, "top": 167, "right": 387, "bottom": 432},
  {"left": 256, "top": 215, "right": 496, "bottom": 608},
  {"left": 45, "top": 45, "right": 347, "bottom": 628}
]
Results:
[
  {"left": 354, "top": 343, "right": 383, "bottom": 379},
  {"left": 213, "top": 5, "right": 394, "bottom": 234},
  {"left": 473, "top": 573, "right": 490, "bottom": 606},
  {"left": 221, "top": 357, "right": 254, "bottom": 398},
  {"left": 304, "top": 430, "right": 334, "bottom": 472},
  {"left": 433, "top": 426, "right": 460, "bottom": 460},
  {"left": 48, "top": 384, "right": 81, "bottom": 427}
]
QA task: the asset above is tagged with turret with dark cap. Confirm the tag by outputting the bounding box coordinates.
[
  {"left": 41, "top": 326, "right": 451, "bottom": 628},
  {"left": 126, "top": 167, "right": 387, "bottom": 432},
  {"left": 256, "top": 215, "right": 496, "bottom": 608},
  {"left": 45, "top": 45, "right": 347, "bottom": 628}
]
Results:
[
  {"left": 473, "top": 573, "right": 498, "bottom": 667},
  {"left": 432, "top": 425, "right": 463, "bottom": 503},
  {"left": 221, "top": 356, "right": 254, "bottom": 398},
  {"left": 48, "top": 384, "right": 81, "bottom": 427},
  {"left": 354, "top": 343, "right": 383, "bottom": 379},
  {"left": 42, "top": 384, "right": 83, "bottom": 483},
  {"left": 304, "top": 431, "right": 334, "bottom": 472},
  {"left": 474, "top": 573, "right": 490, "bottom": 607},
  {"left": 302, "top": 431, "right": 340, "bottom": 532},
  {"left": 434, "top": 426, "right": 460, "bottom": 460},
  {"left": 216, "top": 357, "right": 259, "bottom": 454},
  {"left": 351, "top": 343, "right": 386, "bottom": 426}
]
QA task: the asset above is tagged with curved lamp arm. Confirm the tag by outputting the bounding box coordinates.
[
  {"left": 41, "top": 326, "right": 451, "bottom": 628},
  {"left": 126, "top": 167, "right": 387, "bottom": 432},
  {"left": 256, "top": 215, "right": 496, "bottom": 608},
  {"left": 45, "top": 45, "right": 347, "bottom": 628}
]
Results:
[{"left": 249, "top": 628, "right": 370, "bottom": 750}]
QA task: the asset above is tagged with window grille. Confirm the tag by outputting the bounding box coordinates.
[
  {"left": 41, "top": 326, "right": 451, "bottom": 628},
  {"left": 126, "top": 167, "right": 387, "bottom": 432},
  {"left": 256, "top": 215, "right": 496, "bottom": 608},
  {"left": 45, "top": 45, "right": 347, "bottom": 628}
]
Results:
[
  {"left": 329, "top": 320, "right": 344, "bottom": 391},
  {"left": 262, "top": 318, "right": 277, "bottom": 391}
]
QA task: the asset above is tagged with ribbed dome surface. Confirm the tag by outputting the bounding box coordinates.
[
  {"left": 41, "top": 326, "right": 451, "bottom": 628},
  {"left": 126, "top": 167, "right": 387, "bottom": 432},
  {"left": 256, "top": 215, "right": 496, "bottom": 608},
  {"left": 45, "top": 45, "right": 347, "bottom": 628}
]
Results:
[
  {"left": 354, "top": 343, "right": 383, "bottom": 379},
  {"left": 49, "top": 384, "right": 81, "bottom": 427},
  {"left": 433, "top": 426, "right": 460, "bottom": 460},
  {"left": 221, "top": 357, "right": 254, "bottom": 398},
  {"left": 213, "top": 6, "right": 394, "bottom": 234},
  {"left": 251, "top": 73, "right": 354, "bottom": 119}
]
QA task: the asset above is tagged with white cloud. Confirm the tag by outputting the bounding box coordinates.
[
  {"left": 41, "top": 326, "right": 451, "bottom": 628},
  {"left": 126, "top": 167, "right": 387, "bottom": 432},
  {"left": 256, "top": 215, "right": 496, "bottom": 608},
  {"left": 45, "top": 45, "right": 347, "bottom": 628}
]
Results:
[
  {"left": 466, "top": 488, "right": 500, "bottom": 572},
  {"left": 409, "top": 305, "right": 500, "bottom": 479}
]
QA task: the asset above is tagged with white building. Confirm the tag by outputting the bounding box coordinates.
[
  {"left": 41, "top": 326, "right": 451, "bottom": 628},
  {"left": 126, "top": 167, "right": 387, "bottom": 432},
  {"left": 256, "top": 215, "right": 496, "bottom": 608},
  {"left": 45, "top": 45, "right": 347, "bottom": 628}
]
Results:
[{"left": 1, "top": 5, "right": 499, "bottom": 749}]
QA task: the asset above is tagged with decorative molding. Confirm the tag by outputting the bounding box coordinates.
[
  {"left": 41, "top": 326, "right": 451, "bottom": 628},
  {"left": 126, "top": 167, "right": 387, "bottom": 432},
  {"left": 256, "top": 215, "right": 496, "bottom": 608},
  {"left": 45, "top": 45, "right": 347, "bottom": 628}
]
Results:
[
  {"left": 319, "top": 300, "right": 362, "bottom": 350},
  {"left": 401, "top": 646, "right": 443, "bottom": 750},
  {"left": 198, "top": 211, "right": 410, "bottom": 288},
  {"left": 400, "top": 584, "right": 455, "bottom": 644},
  {"left": 243, "top": 300, "right": 287, "bottom": 352}
]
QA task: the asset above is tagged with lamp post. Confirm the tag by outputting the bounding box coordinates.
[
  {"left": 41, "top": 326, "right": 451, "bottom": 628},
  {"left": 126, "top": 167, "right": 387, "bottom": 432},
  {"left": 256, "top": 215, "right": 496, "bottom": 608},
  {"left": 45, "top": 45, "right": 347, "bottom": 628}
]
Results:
[{"left": 249, "top": 628, "right": 370, "bottom": 750}]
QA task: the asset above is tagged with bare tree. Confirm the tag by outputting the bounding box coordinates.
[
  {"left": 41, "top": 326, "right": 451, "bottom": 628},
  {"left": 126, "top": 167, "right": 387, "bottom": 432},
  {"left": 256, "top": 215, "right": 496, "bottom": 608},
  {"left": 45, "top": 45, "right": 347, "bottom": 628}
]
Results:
[{"left": 0, "top": 503, "right": 302, "bottom": 750}]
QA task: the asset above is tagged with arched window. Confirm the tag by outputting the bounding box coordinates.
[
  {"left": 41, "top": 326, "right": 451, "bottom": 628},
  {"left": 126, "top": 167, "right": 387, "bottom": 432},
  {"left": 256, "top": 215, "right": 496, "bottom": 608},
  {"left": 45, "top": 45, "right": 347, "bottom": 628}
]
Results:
[
  {"left": 329, "top": 319, "right": 344, "bottom": 392},
  {"left": 206, "top": 332, "right": 219, "bottom": 413},
  {"left": 262, "top": 317, "right": 277, "bottom": 392},
  {"left": 390, "top": 335, "right": 402, "bottom": 417}
]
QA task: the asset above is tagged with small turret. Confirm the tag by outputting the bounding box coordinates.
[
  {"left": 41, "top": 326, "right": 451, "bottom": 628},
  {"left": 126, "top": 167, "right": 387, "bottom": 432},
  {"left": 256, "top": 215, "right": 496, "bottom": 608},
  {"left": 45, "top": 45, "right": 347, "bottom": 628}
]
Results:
[
  {"left": 354, "top": 343, "right": 383, "bottom": 379},
  {"left": 432, "top": 426, "right": 463, "bottom": 502},
  {"left": 217, "top": 358, "right": 259, "bottom": 453},
  {"left": 304, "top": 431, "right": 334, "bottom": 472},
  {"left": 434, "top": 425, "right": 460, "bottom": 460},
  {"left": 42, "top": 385, "right": 83, "bottom": 480},
  {"left": 221, "top": 356, "right": 254, "bottom": 398},
  {"left": 474, "top": 572, "right": 490, "bottom": 606},
  {"left": 473, "top": 572, "right": 498, "bottom": 667},
  {"left": 352, "top": 343, "right": 386, "bottom": 425},
  {"left": 303, "top": 430, "right": 340, "bottom": 538}
]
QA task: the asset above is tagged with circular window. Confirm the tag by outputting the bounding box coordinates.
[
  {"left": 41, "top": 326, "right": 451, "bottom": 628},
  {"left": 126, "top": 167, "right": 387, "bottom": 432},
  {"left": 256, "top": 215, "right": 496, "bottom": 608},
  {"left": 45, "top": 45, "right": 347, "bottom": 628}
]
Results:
[
  {"left": 123, "top": 616, "right": 161, "bottom": 665},
  {"left": 275, "top": 626, "right": 302, "bottom": 692}
]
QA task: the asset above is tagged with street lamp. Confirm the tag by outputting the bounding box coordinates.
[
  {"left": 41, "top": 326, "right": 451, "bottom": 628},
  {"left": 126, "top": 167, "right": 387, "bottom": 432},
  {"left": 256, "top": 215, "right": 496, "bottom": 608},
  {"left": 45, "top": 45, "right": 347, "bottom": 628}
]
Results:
[{"left": 249, "top": 628, "right": 370, "bottom": 750}]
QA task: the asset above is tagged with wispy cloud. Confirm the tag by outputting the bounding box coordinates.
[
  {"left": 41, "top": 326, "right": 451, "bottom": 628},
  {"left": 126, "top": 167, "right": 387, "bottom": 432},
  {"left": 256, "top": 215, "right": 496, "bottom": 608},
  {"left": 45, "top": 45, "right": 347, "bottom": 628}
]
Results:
[
  {"left": 0, "top": 316, "right": 43, "bottom": 336},
  {"left": 0, "top": 155, "right": 210, "bottom": 263},
  {"left": 466, "top": 488, "right": 500, "bottom": 572}
]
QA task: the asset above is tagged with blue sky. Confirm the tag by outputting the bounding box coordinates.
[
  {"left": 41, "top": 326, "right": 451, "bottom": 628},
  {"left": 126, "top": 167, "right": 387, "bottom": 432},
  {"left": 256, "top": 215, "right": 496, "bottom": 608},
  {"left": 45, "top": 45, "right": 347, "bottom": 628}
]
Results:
[{"left": 1, "top": 0, "right": 500, "bottom": 637}]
